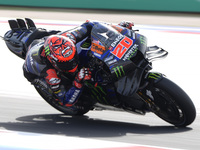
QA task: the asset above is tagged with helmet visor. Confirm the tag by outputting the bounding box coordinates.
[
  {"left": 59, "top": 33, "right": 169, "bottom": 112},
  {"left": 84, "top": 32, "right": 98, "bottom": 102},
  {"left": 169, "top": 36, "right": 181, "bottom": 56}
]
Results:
[{"left": 55, "top": 51, "right": 78, "bottom": 72}]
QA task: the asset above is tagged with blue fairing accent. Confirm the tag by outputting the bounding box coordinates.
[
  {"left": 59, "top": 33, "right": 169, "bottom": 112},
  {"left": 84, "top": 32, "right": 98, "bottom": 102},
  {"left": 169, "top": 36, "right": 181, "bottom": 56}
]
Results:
[
  {"left": 64, "top": 87, "right": 82, "bottom": 105},
  {"left": 54, "top": 86, "right": 82, "bottom": 105}
]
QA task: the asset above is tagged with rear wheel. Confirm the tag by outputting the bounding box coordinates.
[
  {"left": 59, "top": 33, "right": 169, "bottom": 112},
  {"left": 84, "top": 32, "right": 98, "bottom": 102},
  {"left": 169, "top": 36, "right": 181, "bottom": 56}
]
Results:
[{"left": 142, "top": 77, "right": 196, "bottom": 127}]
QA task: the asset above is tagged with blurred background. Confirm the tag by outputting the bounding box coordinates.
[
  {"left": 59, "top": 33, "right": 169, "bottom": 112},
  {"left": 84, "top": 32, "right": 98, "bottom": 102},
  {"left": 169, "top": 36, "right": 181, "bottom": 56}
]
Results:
[
  {"left": 0, "top": 0, "right": 200, "bottom": 13},
  {"left": 0, "top": 0, "right": 200, "bottom": 26}
]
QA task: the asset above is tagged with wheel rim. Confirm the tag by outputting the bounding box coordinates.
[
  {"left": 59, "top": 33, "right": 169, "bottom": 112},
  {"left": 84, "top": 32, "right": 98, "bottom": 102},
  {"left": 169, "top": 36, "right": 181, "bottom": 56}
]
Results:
[{"left": 152, "top": 87, "right": 185, "bottom": 125}]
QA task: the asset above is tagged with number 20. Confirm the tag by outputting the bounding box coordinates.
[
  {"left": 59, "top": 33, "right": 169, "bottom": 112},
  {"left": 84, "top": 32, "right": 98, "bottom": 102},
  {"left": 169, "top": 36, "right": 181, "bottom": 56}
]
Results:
[{"left": 111, "top": 36, "right": 133, "bottom": 59}]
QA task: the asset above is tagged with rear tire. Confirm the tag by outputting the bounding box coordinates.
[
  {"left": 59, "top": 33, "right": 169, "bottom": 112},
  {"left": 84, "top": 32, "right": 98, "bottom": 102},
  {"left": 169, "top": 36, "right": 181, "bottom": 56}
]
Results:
[{"left": 145, "top": 77, "right": 196, "bottom": 127}]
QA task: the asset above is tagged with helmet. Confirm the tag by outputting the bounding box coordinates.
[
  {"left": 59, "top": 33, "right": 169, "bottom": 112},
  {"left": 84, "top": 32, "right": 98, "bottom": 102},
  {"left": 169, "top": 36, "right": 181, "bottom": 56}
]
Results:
[{"left": 44, "top": 35, "right": 78, "bottom": 73}]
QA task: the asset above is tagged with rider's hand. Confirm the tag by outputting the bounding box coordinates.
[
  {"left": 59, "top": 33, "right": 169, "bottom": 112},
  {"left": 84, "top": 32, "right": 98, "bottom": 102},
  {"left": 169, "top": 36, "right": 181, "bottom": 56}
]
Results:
[
  {"left": 73, "top": 68, "right": 91, "bottom": 89},
  {"left": 118, "top": 21, "right": 134, "bottom": 30}
]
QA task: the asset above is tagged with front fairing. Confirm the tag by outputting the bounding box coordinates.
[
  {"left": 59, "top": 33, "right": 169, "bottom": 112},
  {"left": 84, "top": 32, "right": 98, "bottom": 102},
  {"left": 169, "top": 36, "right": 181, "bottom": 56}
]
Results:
[
  {"left": 88, "top": 23, "right": 150, "bottom": 96},
  {"left": 90, "top": 23, "right": 148, "bottom": 76}
]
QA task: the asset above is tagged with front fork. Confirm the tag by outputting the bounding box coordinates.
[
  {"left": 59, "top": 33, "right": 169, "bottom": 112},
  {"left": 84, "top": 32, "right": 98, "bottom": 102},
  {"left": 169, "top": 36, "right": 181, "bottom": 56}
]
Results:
[{"left": 137, "top": 72, "right": 164, "bottom": 112}]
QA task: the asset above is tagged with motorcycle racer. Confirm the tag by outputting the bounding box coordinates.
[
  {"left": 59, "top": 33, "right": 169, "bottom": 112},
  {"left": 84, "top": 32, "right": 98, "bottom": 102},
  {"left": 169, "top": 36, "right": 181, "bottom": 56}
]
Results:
[
  {"left": 6, "top": 18, "right": 134, "bottom": 107},
  {"left": 23, "top": 34, "right": 92, "bottom": 106}
]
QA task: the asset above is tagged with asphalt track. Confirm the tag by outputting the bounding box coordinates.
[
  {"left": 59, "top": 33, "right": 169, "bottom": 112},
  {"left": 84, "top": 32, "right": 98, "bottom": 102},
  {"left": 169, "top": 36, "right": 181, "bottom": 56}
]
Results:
[
  {"left": 0, "top": 7, "right": 200, "bottom": 150},
  {"left": 1, "top": 95, "right": 200, "bottom": 150}
]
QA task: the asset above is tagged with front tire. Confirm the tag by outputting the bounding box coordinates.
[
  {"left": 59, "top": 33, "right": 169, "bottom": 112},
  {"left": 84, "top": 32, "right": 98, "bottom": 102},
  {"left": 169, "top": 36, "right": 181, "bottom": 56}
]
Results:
[{"left": 143, "top": 77, "right": 196, "bottom": 127}]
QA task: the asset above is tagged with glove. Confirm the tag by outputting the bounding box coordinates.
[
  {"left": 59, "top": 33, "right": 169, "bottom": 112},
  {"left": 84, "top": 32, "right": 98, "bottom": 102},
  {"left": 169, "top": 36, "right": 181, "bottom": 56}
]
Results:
[
  {"left": 118, "top": 21, "right": 134, "bottom": 30},
  {"left": 73, "top": 68, "right": 91, "bottom": 89}
]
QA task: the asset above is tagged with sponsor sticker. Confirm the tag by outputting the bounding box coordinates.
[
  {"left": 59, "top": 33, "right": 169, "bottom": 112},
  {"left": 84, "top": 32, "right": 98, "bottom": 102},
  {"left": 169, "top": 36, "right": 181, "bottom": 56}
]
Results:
[
  {"left": 111, "top": 36, "right": 133, "bottom": 59},
  {"left": 91, "top": 43, "right": 106, "bottom": 55}
]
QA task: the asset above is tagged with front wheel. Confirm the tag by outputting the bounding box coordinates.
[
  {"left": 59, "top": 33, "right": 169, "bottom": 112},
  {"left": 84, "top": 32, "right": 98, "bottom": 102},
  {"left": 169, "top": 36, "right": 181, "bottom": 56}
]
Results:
[{"left": 141, "top": 76, "right": 196, "bottom": 127}]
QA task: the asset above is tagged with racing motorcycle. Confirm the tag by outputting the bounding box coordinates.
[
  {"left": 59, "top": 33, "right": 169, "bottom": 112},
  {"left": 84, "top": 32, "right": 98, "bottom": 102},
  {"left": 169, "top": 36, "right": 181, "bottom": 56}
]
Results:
[{"left": 3, "top": 18, "right": 196, "bottom": 127}]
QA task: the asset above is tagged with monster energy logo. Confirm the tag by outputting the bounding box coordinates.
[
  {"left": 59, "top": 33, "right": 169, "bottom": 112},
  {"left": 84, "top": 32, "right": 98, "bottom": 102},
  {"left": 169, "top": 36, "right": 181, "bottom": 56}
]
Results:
[
  {"left": 44, "top": 45, "right": 50, "bottom": 56},
  {"left": 85, "top": 82, "right": 109, "bottom": 104},
  {"left": 122, "top": 44, "right": 138, "bottom": 61},
  {"left": 113, "top": 66, "right": 125, "bottom": 78},
  {"left": 148, "top": 72, "right": 162, "bottom": 79},
  {"left": 81, "top": 42, "right": 90, "bottom": 48},
  {"left": 140, "top": 36, "right": 146, "bottom": 45}
]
